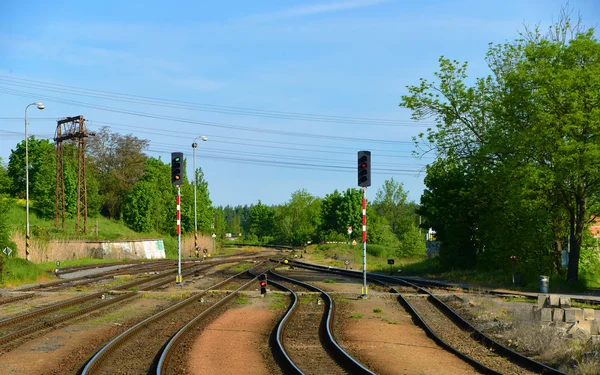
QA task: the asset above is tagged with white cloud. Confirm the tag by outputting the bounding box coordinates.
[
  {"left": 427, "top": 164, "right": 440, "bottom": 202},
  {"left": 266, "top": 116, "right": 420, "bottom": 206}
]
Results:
[{"left": 244, "top": 0, "right": 390, "bottom": 22}]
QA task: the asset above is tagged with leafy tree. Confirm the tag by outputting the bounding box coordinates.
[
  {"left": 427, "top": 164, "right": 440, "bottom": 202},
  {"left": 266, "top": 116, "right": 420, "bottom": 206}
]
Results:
[
  {"left": 401, "top": 11, "right": 599, "bottom": 280},
  {"left": 373, "top": 178, "right": 414, "bottom": 238},
  {"left": 245, "top": 201, "right": 276, "bottom": 240},
  {"left": 275, "top": 189, "right": 321, "bottom": 245},
  {"left": 8, "top": 137, "right": 56, "bottom": 200},
  {"left": 87, "top": 126, "right": 148, "bottom": 219},
  {"left": 0, "top": 159, "right": 10, "bottom": 195}
]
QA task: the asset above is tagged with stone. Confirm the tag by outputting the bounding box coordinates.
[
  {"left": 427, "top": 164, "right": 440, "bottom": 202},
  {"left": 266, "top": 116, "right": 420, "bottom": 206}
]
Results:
[
  {"left": 537, "top": 295, "right": 549, "bottom": 308},
  {"left": 541, "top": 308, "right": 553, "bottom": 322},
  {"left": 549, "top": 295, "right": 560, "bottom": 307},
  {"left": 583, "top": 308, "right": 595, "bottom": 321},
  {"left": 567, "top": 323, "right": 579, "bottom": 334},
  {"left": 573, "top": 326, "right": 592, "bottom": 342},
  {"left": 565, "top": 308, "right": 584, "bottom": 323},
  {"left": 559, "top": 296, "right": 571, "bottom": 308},
  {"left": 531, "top": 306, "right": 541, "bottom": 320},
  {"left": 552, "top": 308, "right": 565, "bottom": 322},
  {"left": 579, "top": 320, "right": 599, "bottom": 335}
]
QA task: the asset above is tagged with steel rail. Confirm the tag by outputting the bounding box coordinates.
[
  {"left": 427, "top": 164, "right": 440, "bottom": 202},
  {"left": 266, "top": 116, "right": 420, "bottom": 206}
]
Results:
[
  {"left": 81, "top": 268, "right": 257, "bottom": 375},
  {"left": 284, "top": 259, "right": 566, "bottom": 375},
  {"left": 0, "top": 260, "right": 242, "bottom": 346},
  {"left": 155, "top": 277, "right": 259, "bottom": 375},
  {"left": 269, "top": 269, "right": 376, "bottom": 375},
  {"left": 0, "top": 293, "right": 36, "bottom": 306}
]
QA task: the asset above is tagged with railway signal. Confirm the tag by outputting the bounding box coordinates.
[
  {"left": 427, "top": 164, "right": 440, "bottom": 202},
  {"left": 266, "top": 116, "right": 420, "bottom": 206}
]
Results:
[
  {"left": 259, "top": 274, "right": 267, "bottom": 295},
  {"left": 171, "top": 152, "right": 183, "bottom": 186},
  {"left": 357, "top": 151, "right": 371, "bottom": 187}
]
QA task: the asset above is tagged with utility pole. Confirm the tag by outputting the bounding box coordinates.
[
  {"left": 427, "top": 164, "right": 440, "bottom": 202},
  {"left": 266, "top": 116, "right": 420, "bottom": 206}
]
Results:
[
  {"left": 54, "top": 116, "right": 95, "bottom": 233},
  {"left": 358, "top": 151, "right": 371, "bottom": 298},
  {"left": 171, "top": 152, "right": 183, "bottom": 285}
]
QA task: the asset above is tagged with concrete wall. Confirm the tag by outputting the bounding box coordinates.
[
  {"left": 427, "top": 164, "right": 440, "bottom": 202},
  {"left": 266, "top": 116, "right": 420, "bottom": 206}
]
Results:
[{"left": 87, "top": 239, "right": 166, "bottom": 260}]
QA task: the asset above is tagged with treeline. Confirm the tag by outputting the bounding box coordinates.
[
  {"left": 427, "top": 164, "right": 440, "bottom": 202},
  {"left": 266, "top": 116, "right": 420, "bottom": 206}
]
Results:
[
  {"left": 401, "top": 14, "right": 600, "bottom": 281},
  {"left": 215, "top": 178, "right": 425, "bottom": 258},
  {"left": 0, "top": 126, "right": 212, "bottom": 237},
  {"left": 0, "top": 126, "right": 424, "bottom": 257}
]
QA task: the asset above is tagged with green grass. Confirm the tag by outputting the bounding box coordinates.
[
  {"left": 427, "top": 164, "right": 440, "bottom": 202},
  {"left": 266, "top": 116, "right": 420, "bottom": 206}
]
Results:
[
  {"left": 230, "top": 263, "right": 254, "bottom": 272},
  {"left": 373, "top": 308, "right": 382, "bottom": 313},
  {"left": 504, "top": 296, "right": 536, "bottom": 304},
  {"left": 1, "top": 257, "right": 49, "bottom": 286},
  {"left": 349, "top": 313, "right": 362, "bottom": 319},
  {"left": 268, "top": 293, "right": 288, "bottom": 311},
  {"left": 236, "top": 294, "right": 250, "bottom": 305},
  {"left": 571, "top": 301, "right": 600, "bottom": 310},
  {"left": 322, "top": 279, "right": 336, "bottom": 284}
]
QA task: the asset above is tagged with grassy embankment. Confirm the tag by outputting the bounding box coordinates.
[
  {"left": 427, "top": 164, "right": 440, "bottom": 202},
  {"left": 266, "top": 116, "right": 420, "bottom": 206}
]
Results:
[
  {"left": 1, "top": 200, "right": 219, "bottom": 287},
  {"left": 302, "top": 243, "right": 600, "bottom": 294}
]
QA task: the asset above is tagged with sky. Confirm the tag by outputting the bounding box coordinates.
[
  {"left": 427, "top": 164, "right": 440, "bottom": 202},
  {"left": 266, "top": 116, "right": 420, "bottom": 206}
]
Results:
[{"left": 0, "top": 0, "right": 598, "bottom": 207}]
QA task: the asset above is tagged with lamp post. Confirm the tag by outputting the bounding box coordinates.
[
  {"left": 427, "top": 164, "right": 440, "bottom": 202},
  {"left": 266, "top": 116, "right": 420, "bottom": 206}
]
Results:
[
  {"left": 192, "top": 135, "right": 208, "bottom": 255},
  {"left": 24, "top": 102, "right": 45, "bottom": 261}
]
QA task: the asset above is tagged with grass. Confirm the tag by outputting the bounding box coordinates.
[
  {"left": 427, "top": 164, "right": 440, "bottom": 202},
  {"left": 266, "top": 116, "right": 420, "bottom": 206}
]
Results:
[
  {"left": 571, "top": 301, "right": 600, "bottom": 310},
  {"left": 1, "top": 257, "right": 50, "bottom": 286},
  {"left": 236, "top": 294, "right": 250, "bottom": 305},
  {"left": 230, "top": 263, "right": 254, "bottom": 272},
  {"left": 322, "top": 279, "right": 336, "bottom": 283},
  {"left": 268, "top": 293, "right": 288, "bottom": 311},
  {"left": 349, "top": 313, "right": 362, "bottom": 319},
  {"left": 373, "top": 308, "right": 382, "bottom": 313}
]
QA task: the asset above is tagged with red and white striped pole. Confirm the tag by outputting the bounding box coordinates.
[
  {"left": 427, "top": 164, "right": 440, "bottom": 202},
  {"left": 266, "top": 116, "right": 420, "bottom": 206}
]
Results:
[
  {"left": 176, "top": 186, "right": 182, "bottom": 284},
  {"left": 362, "top": 186, "right": 368, "bottom": 297}
]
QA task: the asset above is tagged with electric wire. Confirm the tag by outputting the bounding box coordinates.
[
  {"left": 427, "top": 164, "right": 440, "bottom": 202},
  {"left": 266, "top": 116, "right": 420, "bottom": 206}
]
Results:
[
  {"left": 0, "top": 75, "right": 434, "bottom": 127},
  {"left": 0, "top": 86, "right": 414, "bottom": 145}
]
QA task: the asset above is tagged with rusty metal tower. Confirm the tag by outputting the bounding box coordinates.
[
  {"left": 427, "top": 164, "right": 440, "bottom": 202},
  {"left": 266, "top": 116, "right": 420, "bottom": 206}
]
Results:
[{"left": 54, "top": 116, "right": 95, "bottom": 232}]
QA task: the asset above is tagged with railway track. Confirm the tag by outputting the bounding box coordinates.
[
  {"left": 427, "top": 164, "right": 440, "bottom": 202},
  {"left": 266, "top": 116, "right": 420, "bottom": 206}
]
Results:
[
  {"left": 82, "top": 261, "right": 275, "bottom": 375},
  {"left": 0, "top": 258, "right": 256, "bottom": 347},
  {"left": 267, "top": 269, "right": 375, "bottom": 375},
  {"left": 285, "top": 259, "right": 566, "bottom": 375}
]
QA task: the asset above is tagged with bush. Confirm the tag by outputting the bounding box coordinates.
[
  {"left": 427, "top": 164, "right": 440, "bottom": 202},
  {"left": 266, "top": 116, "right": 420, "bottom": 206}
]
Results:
[{"left": 366, "top": 244, "right": 392, "bottom": 258}]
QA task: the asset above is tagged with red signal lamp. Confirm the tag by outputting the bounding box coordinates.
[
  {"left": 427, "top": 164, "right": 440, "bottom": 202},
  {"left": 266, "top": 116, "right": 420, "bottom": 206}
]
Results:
[{"left": 260, "top": 281, "right": 267, "bottom": 287}]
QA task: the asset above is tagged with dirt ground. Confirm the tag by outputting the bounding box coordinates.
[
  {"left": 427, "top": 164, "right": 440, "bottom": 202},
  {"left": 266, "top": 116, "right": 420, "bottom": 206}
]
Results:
[
  {"left": 0, "top": 295, "right": 176, "bottom": 374},
  {"left": 186, "top": 293, "right": 282, "bottom": 375}
]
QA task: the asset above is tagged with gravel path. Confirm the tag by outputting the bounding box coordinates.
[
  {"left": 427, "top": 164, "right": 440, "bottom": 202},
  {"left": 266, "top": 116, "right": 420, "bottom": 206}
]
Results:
[{"left": 408, "top": 298, "right": 537, "bottom": 375}]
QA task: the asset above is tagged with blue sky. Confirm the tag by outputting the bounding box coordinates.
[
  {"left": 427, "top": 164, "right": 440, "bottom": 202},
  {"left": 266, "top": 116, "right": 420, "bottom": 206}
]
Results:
[{"left": 0, "top": 0, "right": 598, "bottom": 207}]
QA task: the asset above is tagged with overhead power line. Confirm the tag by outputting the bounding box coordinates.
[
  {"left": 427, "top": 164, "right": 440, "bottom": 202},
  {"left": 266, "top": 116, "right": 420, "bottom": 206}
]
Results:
[
  {"left": 0, "top": 86, "right": 414, "bottom": 145},
  {"left": 0, "top": 74, "right": 434, "bottom": 128}
]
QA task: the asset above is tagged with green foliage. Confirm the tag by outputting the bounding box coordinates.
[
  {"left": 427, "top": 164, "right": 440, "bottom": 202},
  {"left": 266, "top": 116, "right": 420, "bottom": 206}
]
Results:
[
  {"left": 0, "top": 198, "right": 17, "bottom": 258},
  {"left": 0, "top": 159, "right": 11, "bottom": 194},
  {"left": 401, "top": 13, "right": 600, "bottom": 281},
  {"left": 373, "top": 308, "right": 382, "bottom": 313},
  {"left": 1, "top": 257, "right": 46, "bottom": 286},
  {"left": 245, "top": 200, "right": 276, "bottom": 241},
  {"left": 349, "top": 313, "right": 362, "bottom": 319},
  {"left": 275, "top": 189, "right": 321, "bottom": 245}
]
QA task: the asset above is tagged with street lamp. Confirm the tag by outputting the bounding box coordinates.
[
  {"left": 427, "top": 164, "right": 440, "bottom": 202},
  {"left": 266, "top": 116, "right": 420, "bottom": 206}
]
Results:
[
  {"left": 25, "top": 102, "right": 45, "bottom": 261},
  {"left": 192, "top": 135, "right": 208, "bottom": 255}
]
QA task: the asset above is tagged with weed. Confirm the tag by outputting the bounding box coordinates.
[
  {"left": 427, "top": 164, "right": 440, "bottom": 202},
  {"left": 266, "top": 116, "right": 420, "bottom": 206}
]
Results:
[
  {"left": 268, "top": 294, "right": 288, "bottom": 311},
  {"left": 571, "top": 301, "right": 600, "bottom": 310},
  {"left": 373, "top": 308, "right": 382, "bottom": 313},
  {"left": 349, "top": 313, "right": 362, "bottom": 319},
  {"left": 323, "top": 279, "right": 336, "bottom": 284},
  {"left": 382, "top": 317, "right": 397, "bottom": 324},
  {"left": 236, "top": 294, "right": 250, "bottom": 305}
]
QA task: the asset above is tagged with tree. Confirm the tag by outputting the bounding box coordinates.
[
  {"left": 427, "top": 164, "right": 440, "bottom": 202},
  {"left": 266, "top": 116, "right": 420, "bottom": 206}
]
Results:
[
  {"left": 373, "top": 178, "right": 414, "bottom": 238},
  {"left": 245, "top": 201, "right": 276, "bottom": 241},
  {"left": 0, "top": 159, "right": 10, "bottom": 195},
  {"left": 275, "top": 189, "right": 321, "bottom": 245},
  {"left": 401, "top": 10, "right": 599, "bottom": 280},
  {"left": 87, "top": 126, "right": 148, "bottom": 219}
]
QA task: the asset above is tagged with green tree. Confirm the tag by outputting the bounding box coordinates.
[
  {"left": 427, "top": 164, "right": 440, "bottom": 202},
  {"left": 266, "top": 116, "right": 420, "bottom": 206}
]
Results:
[
  {"left": 401, "top": 12, "right": 599, "bottom": 280},
  {"left": 245, "top": 201, "right": 275, "bottom": 241},
  {"left": 87, "top": 126, "right": 148, "bottom": 219},
  {"left": 275, "top": 189, "right": 321, "bottom": 245},
  {"left": 0, "top": 159, "right": 10, "bottom": 195},
  {"left": 373, "top": 178, "right": 414, "bottom": 238}
]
